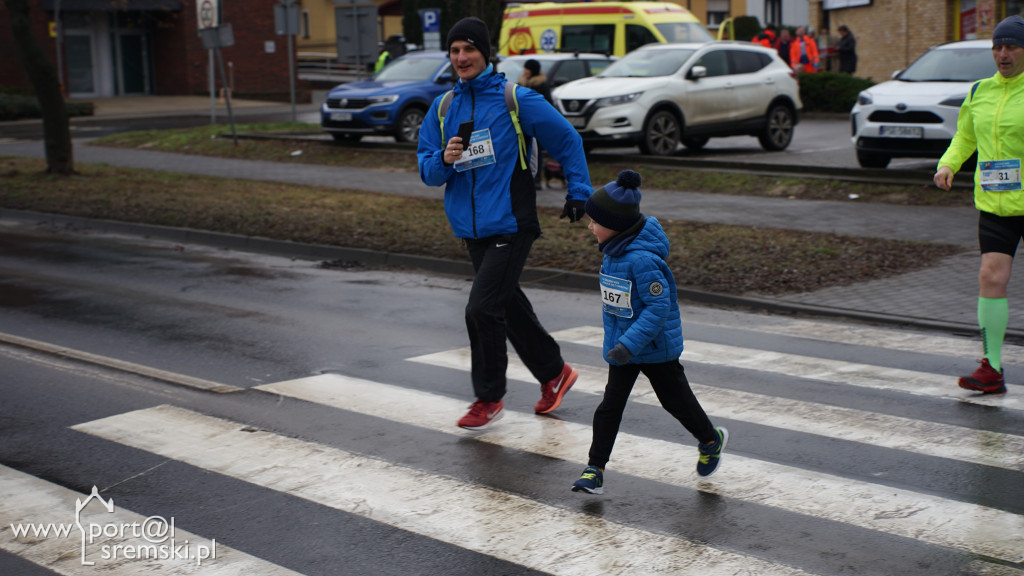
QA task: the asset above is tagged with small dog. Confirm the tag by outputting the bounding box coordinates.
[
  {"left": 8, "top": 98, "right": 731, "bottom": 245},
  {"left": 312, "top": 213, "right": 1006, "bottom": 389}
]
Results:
[{"left": 543, "top": 160, "right": 566, "bottom": 189}]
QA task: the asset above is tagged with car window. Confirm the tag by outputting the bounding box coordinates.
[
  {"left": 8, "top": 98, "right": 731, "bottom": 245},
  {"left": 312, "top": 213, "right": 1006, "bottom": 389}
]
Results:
[
  {"left": 375, "top": 57, "right": 447, "bottom": 82},
  {"left": 602, "top": 48, "right": 694, "bottom": 78},
  {"left": 553, "top": 60, "right": 588, "bottom": 83},
  {"left": 653, "top": 22, "right": 714, "bottom": 43},
  {"left": 728, "top": 50, "right": 768, "bottom": 75},
  {"left": 898, "top": 47, "right": 997, "bottom": 82},
  {"left": 693, "top": 50, "right": 728, "bottom": 77},
  {"left": 563, "top": 24, "right": 615, "bottom": 53},
  {"left": 585, "top": 59, "right": 613, "bottom": 76},
  {"left": 626, "top": 24, "right": 659, "bottom": 53},
  {"left": 498, "top": 60, "right": 526, "bottom": 82}
]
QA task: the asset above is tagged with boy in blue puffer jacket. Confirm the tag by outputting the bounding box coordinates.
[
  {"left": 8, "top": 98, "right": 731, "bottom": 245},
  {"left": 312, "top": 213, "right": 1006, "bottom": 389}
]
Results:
[{"left": 571, "top": 170, "right": 728, "bottom": 495}]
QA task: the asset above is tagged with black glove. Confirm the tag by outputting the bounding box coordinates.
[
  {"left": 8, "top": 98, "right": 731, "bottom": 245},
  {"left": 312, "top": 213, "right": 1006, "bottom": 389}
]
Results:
[
  {"left": 560, "top": 199, "right": 586, "bottom": 222},
  {"left": 607, "top": 342, "right": 633, "bottom": 364}
]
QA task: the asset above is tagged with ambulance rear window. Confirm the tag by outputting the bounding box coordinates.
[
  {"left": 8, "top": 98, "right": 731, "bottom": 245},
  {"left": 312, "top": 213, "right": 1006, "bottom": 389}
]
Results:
[{"left": 563, "top": 25, "right": 615, "bottom": 53}]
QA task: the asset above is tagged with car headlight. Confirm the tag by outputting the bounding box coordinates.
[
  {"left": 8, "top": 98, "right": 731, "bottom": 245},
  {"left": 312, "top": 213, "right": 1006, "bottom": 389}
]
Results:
[
  {"left": 368, "top": 95, "right": 400, "bottom": 105},
  {"left": 856, "top": 92, "right": 873, "bottom": 106},
  {"left": 594, "top": 92, "right": 642, "bottom": 109},
  {"left": 938, "top": 95, "right": 967, "bottom": 107}
]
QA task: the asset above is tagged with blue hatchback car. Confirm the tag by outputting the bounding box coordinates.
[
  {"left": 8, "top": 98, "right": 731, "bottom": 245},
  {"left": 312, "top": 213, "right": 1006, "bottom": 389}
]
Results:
[{"left": 321, "top": 51, "right": 454, "bottom": 144}]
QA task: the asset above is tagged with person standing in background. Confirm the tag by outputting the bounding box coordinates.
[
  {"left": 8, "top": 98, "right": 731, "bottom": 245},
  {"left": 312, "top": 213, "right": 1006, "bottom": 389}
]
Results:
[
  {"left": 835, "top": 25, "right": 857, "bottom": 74},
  {"left": 775, "top": 28, "right": 793, "bottom": 68},
  {"left": 789, "top": 26, "right": 819, "bottom": 73}
]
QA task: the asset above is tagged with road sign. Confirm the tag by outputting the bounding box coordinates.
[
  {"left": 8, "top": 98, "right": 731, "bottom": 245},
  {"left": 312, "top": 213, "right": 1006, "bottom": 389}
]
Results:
[
  {"left": 197, "top": 0, "right": 219, "bottom": 30},
  {"left": 335, "top": 2, "right": 377, "bottom": 64},
  {"left": 419, "top": 9, "right": 441, "bottom": 52},
  {"left": 275, "top": 1, "right": 300, "bottom": 36}
]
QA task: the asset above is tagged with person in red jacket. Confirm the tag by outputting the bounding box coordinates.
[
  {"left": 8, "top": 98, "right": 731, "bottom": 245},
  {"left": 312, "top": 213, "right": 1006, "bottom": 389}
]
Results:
[
  {"left": 752, "top": 25, "right": 776, "bottom": 48},
  {"left": 789, "top": 26, "right": 819, "bottom": 73}
]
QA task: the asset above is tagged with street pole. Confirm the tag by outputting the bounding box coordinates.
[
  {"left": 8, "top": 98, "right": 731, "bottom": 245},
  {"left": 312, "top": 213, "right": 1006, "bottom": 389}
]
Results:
[
  {"left": 54, "top": 0, "right": 63, "bottom": 95},
  {"left": 286, "top": 0, "right": 296, "bottom": 122}
]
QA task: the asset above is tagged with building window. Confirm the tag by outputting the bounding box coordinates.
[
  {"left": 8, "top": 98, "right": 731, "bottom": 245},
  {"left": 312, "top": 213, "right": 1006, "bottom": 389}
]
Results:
[
  {"left": 301, "top": 10, "right": 310, "bottom": 39},
  {"left": 765, "top": 0, "right": 781, "bottom": 25}
]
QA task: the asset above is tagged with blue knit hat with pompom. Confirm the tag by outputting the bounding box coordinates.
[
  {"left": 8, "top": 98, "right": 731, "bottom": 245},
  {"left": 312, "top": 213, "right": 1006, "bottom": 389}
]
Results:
[{"left": 585, "top": 170, "right": 643, "bottom": 231}]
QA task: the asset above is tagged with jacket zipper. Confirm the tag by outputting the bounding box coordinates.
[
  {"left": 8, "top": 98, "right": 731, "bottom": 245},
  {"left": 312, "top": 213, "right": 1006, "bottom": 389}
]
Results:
[{"left": 469, "top": 88, "right": 478, "bottom": 239}]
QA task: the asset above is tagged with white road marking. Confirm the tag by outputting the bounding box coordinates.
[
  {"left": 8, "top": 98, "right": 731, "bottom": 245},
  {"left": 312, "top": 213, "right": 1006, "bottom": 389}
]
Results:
[
  {"left": 687, "top": 317, "right": 1024, "bottom": 364},
  {"left": 72, "top": 405, "right": 822, "bottom": 576},
  {"left": 409, "top": 348, "right": 1024, "bottom": 471},
  {"left": 255, "top": 374, "right": 1024, "bottom": 564},
  {"left": 549, "top": 326, "right": 1024, "bottom": 410},
  {"left": 0, "top": 465, "right": 301, "bottom": 576}
]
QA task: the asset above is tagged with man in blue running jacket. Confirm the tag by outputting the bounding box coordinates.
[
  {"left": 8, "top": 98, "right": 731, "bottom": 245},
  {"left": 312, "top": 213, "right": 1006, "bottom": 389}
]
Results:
[{"left": 417, "top": 17, "right": 593, "bottom": 430}]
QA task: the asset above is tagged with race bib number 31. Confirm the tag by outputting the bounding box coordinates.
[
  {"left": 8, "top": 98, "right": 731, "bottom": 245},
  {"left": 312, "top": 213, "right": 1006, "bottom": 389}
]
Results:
[
  {"left": 454, "top": 128, "right": 497, "bottom": 173},
  {"left": 980, "top": 159, "right": 1022, "bottom": 192},
  {"left": 600, "top": 273, "right": 633, "bottom": 318}
]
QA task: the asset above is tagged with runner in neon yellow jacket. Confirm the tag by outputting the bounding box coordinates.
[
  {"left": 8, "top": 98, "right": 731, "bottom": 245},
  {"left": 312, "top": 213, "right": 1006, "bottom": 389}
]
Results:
[{"left": 934, "top": 14, "right": 1024, "bottom": 395}]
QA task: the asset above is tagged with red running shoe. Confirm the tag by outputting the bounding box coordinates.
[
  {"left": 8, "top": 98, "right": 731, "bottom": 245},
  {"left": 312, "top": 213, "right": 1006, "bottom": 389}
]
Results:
[
  {"left": 535, "top": 363, "right": 578, "bottom": 414},
  {"left": 458, "top": 399, "right": 504, "bottom": 430},
  {"left": 958, "top": 358, "right": 1007, "bottom": 394}
]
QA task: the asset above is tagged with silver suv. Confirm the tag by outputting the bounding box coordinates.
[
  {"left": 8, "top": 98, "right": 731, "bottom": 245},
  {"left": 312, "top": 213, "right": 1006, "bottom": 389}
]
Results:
[{"left": 552, "top": 42, "right": 802, "bottom": 155}]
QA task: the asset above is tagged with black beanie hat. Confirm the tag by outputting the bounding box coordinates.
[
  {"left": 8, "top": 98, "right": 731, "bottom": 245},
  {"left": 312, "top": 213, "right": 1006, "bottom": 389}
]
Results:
[
  {"left": 993, "top": 15, "right": 1024, "bottom": 49},
  {"left": 447, "top": 17, "right": 491, "bottom": 62},
  {"left": 524, "top": 59, "right": 541, "bottom": 74},
  {"left": 585, "top": 170, "right": 643, "bottom": 231}
]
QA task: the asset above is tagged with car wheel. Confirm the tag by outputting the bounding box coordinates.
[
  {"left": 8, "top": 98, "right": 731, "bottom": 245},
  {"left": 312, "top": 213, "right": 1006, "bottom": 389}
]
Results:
[
  {"left": 639, "top": 110, "right": 680, "bottom": 156},
  {"left": 682, "top": 136, "right": 709, "bottom": 151},
  {"left": 395, "top": 107, "right": 426, "bottom": 143},
  {"left": 856, "top": 150, "right": 891, "bottom": 169},
  {"left": 331, "top": 133, "right": 363, "bottom": 143},
  {"left": 758, "top": 105, "right": 795, "bottom": 151}
]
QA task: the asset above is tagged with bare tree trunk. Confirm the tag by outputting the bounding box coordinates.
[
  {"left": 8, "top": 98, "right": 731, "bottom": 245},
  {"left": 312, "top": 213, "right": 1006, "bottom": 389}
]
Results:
[{"left": 4, "top": 0, "right": 74, "bottom": 174}]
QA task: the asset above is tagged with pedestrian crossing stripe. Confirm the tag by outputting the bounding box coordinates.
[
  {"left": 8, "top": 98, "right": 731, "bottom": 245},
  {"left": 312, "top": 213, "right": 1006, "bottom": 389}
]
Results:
[
  {"left": 71, "top": 405, "right": 821, "bottom": 576},
  {"left": 686, "top": 316, "right": 1024, "bottom": 364},
  {"left": 547, "top": 327, "right": 1024, "bottom": 410},
  {"left": 408, "top": 348, "right": 1024, "bottom": 471},
  {"left": 252, "top": 374, "right": 1024, "bottom": 564},
  {"left": 0, "top": 465, "right": 302, "bottom": 576}
]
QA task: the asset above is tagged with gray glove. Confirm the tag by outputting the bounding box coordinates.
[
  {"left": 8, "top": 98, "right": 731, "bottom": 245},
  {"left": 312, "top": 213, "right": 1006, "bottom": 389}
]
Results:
[{"left": 607, "top": 342, "right": 633, "bottom": 364}]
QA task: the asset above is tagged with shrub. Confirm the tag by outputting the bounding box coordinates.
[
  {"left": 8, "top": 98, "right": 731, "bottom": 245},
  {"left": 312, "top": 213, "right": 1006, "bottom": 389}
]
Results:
[
  {"left": 0, "top": 93, "right": 94, "bottom": 121},
  {"left": 797, "top": 71, "right": 875, "bottom": 113},
  {"left": 733, "top": 16, "right": 761, "bottom": 41}
]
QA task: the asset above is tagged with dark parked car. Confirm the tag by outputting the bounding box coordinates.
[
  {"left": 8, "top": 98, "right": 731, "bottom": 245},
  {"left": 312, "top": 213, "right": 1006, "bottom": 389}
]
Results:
[
  {"left": 321, "top": 51, "right": 454, "bottom": 143},
  {"left": 496, "top": 53, "right": 616, "bottom": 99}
]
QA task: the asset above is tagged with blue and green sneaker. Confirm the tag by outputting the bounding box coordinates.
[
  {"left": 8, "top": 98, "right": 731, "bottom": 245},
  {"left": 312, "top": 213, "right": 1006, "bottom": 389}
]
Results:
[
  {"left": 697, "top": 427, "right": 729, "bottom": 477},
  {"left": 571, "top": 466, "right": 604, "bottom": 494}
]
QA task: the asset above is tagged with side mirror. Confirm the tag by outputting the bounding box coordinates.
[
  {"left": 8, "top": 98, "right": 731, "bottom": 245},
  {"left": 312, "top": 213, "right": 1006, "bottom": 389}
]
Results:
[
  {"left": 687, "top": 65, "right": 707, "bottom": 80},
  {"left": 891, "top": 69, "right": 902, "bottom": 80}
]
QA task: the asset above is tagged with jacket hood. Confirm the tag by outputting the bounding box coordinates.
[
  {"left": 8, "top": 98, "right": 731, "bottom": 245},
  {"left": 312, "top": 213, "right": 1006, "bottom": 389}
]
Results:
[{"left": 623, "top": 217, "right": 669, "bottom": 259}]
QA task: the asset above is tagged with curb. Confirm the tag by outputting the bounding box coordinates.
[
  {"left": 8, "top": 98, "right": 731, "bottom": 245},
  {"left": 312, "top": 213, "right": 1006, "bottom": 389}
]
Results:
[{"left": 4, "top": 208, "right": 1016, "bottom": 340}]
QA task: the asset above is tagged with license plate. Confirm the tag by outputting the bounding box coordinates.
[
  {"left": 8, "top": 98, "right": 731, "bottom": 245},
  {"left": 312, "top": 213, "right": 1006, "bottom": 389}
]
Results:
[
  {"left": 569, "top": 116, "right": 587, "bottom": 128},
  {"left": 879, "top": 125, "right": 923, "bottom": 138},
  {"left": 330, "top": 112, "right": 352, "bottom": 122}
]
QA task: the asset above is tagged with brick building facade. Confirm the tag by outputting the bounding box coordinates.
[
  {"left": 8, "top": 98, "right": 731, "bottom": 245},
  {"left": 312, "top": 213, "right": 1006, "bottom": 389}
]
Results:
[
  {"left": 810, "top": 0, "right": 1023, "bottom": 82},
  {"left": 1, "top": 0, "right": 303, "bottom": 101}
]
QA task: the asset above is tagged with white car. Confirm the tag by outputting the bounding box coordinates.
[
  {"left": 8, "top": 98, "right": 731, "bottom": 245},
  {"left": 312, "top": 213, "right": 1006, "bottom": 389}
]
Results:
[
  {"left": 850, "top": 40, "right": 997, "bottom": 169},
  {"left": 551, "top": 42, "right": 802, "bottom": 156}
]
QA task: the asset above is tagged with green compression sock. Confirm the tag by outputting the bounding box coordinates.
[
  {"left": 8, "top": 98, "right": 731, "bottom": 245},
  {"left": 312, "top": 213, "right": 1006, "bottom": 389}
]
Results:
[{"left": 978, "top": 297, "right": 1009, "bottom": 372}]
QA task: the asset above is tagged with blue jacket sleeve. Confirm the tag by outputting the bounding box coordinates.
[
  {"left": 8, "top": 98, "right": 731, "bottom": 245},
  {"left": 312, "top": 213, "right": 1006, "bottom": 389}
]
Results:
[
  {"left": 417, "top": 95, "right": 455, "bottom": 187},
  {"left": 618, "top": 257, "right": 670, "bottom": 355},
  {"left": 516, "top": 89, "right": 593, "bottom": 202}
]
